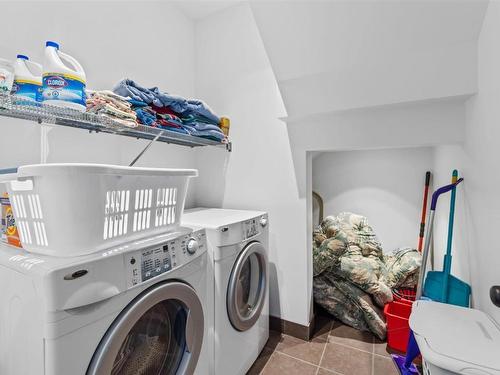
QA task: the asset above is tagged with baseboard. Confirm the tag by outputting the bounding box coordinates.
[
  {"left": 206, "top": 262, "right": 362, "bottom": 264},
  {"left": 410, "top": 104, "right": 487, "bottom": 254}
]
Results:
[{"left": 269, "top": 314, "right": 315, "bottom": 341}]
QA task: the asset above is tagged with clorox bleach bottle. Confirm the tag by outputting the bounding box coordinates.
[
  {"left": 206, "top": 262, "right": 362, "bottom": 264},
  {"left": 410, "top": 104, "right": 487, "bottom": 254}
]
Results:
[
  {"left": 11, "top": 55, "right": 42, "bottom": 102},
  {"left": 42, "top": 41, "right": 86, "bottom": 111}
]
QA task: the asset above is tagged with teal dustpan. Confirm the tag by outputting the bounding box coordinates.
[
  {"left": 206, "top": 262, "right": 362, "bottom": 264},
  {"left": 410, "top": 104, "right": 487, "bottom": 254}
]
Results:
[
  {"left": 424, "top": 272, "right": 471, "bottom": 307},
  {"left": 423, "top": 170, "right": 471, "bottom": 307}
]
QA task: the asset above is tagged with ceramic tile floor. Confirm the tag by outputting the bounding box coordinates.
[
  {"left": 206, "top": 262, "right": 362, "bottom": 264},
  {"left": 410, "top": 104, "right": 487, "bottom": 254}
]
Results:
[{"left": 247, "top": 313, "right": 403, "bottom": 375}]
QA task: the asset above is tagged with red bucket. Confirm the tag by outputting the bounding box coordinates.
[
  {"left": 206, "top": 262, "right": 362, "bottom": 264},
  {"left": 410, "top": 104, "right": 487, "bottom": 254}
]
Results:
[
  {"left": 393, "top": 287, "right": 416, "bottom": 304},
  {"left": 384, "top": 301, "right": 412, "bottom": 353}
]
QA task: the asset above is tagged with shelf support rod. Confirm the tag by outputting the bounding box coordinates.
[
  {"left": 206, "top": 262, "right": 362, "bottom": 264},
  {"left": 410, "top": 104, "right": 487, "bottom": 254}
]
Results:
[
  {"left": 129, "top": 131, "right": 164, "bottom": 167},
  {"left": 40, "top": 124, "right": 52, "bottom": 164}
]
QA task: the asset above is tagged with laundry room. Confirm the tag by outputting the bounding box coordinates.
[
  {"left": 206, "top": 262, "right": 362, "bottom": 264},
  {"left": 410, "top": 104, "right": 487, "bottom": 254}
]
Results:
[{"left": 0, "top": 1, "right": 499, "bottom": 375}]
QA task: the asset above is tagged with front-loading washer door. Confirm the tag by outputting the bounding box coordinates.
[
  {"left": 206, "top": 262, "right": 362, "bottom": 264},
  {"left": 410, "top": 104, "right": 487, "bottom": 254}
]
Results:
[
  {"left": 87, "top": 281, "right": 204, "bottom": 375},
  {"left": 227, "top": 241, "right": 268, "bottom": 332}
]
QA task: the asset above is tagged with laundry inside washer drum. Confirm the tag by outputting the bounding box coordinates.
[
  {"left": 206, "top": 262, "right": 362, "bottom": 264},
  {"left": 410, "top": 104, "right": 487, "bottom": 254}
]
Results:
[{"left": 111, "top": 301, "right": 187, "bottom": 375}]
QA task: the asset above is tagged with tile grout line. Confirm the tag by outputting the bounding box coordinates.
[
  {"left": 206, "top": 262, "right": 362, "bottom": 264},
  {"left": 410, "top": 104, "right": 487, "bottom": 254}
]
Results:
[
  {"left": 315, "top": 322, "right": 345, "bottom": 375},
  {"left": 318, "top": 367, "right": 345, "bottom": 375},
  {"left": 327, "top": 324, "right": 377, "bottom": 355},
  {"left": 269, "top": 325, "right": 335, "bottom": 370},
  {"left": 268, "top": 322, "right": 387, "bottom": 375},
  {"left": 372, "top": 336, "right": 375, "bottom": 375},
  {"left": 272, "top": 349, "right": 323, "bottom": 368},
  {"left": 326, "top": 339, "right": 375, "bottom": 355},
  {"left": 316, "top": 322, "right": 333, "bottom": 375},
  {"left": 258, "top": 349, "right": 275, "bottom": 374}
]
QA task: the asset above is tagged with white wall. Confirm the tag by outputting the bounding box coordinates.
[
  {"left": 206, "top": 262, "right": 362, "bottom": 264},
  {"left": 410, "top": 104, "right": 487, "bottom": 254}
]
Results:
[
  {"left": 0, "top": 1, "right": 199, "bottom": 207},
  {"left": 431, "top": 1, "right": 500, "bottom": 322},
  {"left": 251, "top": 1, "right": 486, "bottom": 118},
  {"left": 313, "top": 147, "right": 434, "bottom": 252},
  {"left": 288, "top": 97, "right": 467, "bottom": 197},
  {"left": 194, "top": 4, "right": 310, "bottom": 326}
]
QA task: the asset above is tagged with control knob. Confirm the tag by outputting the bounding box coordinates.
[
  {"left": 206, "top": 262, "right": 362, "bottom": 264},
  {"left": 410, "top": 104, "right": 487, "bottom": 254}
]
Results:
[
  {"left": 260, "top": 217, "right": 268, "bottom": 227},
  {"left": 186, "top": 238, "right": 199, "bottom": 255}
]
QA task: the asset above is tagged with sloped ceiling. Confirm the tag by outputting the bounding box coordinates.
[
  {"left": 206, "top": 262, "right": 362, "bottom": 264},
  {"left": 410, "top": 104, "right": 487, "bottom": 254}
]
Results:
[{"left": 251, "top": 0, "right": 488, "bottom": 118}]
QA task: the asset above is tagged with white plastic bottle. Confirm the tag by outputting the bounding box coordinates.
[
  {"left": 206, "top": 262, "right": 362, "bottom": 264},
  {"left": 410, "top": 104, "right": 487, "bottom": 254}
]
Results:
[
  {"left": 42, "top": 41, "right": 86, "bottom": 112},
  {"left": 0, "top": 58, "right": 14, "bottom": 94},
  {"left": 11, "top": 55, "right": 42, "bottom": 102}
]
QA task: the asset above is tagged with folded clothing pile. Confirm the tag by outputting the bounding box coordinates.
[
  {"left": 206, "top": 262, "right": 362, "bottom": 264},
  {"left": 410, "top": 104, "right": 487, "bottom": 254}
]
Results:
[
  {"left": 313, "top": 212, "right": 421, "bottom": 340},
  {"left": 86, "top": 90, "right": 137, "bottom": 128},
  {"left": 113, "top": 79, "right": 226, "bottom": 142}
]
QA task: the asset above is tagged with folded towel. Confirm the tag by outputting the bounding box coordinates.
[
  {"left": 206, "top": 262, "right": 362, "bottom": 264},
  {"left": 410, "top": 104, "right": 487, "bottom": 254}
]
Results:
[{"left": 113, "top": 78, "right": 221, "bottom": 124}]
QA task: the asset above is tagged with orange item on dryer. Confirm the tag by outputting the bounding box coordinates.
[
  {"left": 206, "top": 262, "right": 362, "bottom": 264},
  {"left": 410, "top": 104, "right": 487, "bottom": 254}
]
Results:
[{"left": 1, "top": 193, "right": 22, "bottom": 248}]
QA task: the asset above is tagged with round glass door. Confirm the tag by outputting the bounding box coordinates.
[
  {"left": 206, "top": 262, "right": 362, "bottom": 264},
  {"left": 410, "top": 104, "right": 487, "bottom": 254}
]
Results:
[
  {"left": 227, "top": 241, "right": 267, "bottom": 332},
  {"left": 111, "top": 300, "right": 185, "bottom": 374},
  {"left": 87, "top": 282, "right": 204, "bottom": 375}
]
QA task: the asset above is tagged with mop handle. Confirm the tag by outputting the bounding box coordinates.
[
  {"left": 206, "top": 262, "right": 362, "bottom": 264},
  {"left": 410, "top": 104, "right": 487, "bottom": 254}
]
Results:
[
  {"left": 430, "top": 178, "right": 463, "bottom": 210},
  {"left": 416, "top": 177, "right": 464, "bottom": 299},
  {"left": 418, "top": 171, "right": 432, "bottom": 252},
  {"left": 417, "top": 210, "right": 435, "bottom": 299}
]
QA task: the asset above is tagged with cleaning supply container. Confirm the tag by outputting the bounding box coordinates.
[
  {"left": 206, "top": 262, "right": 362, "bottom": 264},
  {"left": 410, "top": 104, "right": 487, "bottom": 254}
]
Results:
[
  {"left": 0, "top": 193, "right": 21, "bottom": 248},
  {"left": 0, "top": 58, "right": 14, "bottom": 94},
  {"left": 11, "top": 55, "right": 42, "bottom": 102},
  {"left": 410, "top": 300, "right": 500, "bottom": 375},
  {"left": 0, "top": 164, "right": 197, "bottom": 257},
  {"left": 42, "top": 41, "right": 86, "bottom": 112},
  {"left": 384, "top": 301, "right": 413, "bottom": 353}
]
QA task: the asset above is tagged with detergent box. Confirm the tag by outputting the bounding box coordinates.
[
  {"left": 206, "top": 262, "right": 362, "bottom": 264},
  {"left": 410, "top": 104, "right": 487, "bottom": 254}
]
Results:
[{"left": 1, "top": 194, "right": 22, "bottom": 248}]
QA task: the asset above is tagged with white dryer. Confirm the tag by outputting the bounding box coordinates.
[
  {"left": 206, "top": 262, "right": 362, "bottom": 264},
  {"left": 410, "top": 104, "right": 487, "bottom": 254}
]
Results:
[
  {"left": 183, "top": 208, "right": 269, "bottom": 375},
  {"left": 0, "top": 227, "right": 209, "bottom": 375}
]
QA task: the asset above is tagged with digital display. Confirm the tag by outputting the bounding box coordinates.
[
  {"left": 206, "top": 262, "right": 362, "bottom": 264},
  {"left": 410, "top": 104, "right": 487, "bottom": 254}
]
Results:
[
  {"left": 141, "top": 245, "right": 171, "bottom": 282},
  {"left": 244, "top": 219, "right": 258, "bottom": 239}
]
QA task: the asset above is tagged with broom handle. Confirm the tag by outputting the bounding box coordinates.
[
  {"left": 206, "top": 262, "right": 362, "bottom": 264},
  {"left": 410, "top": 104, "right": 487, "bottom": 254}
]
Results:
[
  {"left": 442, "top": 170, "right": 460, "bottom": 302},
  {"left": 417, "top": 210, "right": 435, "bottom": 299},
  {"left": 416, "top": 178, "right": 463, "bottom": 299},
  {"left": 418, "top": 171, "right": 432, "bottom": 252}
]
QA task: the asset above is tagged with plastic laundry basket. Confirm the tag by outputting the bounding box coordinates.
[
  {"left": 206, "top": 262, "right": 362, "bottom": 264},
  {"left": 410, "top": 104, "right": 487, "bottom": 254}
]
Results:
[
  {"left": 0, "top": 164, "right": 197, "bottom": 257},
  {"left": 410, "top": 300, "right": 500, "bottom": 375}
]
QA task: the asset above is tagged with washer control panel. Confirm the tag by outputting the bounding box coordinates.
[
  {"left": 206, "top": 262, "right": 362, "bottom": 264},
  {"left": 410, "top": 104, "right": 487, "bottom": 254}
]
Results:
[{"left": 125, "top": 229, "right": 206, "bottom": 288}]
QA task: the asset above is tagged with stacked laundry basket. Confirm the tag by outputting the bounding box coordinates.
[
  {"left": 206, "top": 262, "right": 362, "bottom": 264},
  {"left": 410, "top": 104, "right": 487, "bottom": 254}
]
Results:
[{"left": 0, "top": 163, "right": 195, "bottom": 256}]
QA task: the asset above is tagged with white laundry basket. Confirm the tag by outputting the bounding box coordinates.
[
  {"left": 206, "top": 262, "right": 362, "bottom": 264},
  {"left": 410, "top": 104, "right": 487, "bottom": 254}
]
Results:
[
  {"left": 0, "top": 164, "right": 197, "bottom": 257},
  {"left": 410, "top": 301, "right": 500, "bottom": 375}
]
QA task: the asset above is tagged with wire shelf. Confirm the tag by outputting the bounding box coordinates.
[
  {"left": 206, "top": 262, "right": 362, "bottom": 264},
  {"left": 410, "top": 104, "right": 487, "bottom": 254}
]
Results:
[{"left": 0, "top": 94, "right": 231, "bottom": 151}]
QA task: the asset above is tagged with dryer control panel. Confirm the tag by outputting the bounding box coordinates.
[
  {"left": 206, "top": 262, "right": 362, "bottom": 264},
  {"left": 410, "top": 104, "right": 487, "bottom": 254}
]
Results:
[
  {"left": 243, "top": 218, "right": 259, "bottom": 239},
  {"left": 242, "top": 215, "right": 268, "bottom": 240},
  {"left": 125, "top": 229, "right": 206, "bottom": 288}
]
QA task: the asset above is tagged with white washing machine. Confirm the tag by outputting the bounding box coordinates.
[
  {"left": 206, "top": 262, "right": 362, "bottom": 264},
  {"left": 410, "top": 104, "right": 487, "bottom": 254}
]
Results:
[
  {"left": 0, "top": 226, "right": 209, "bottom": 375},
  {"left": 183, "top": 208, "right": 269, "bottom": 375}
]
